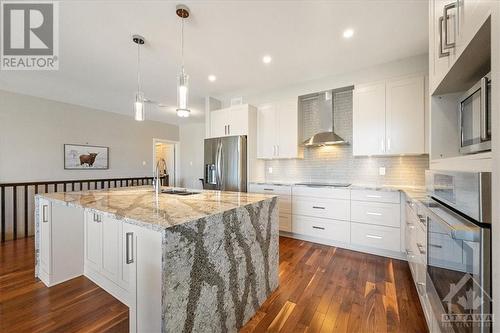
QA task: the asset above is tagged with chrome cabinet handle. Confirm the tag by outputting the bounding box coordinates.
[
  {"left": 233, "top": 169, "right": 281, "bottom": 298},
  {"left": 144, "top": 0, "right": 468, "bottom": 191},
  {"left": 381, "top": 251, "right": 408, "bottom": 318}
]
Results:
[
  {"left": 416, "top": 282, "right": 426, "bottom": 296},
  {"left": 228, "top": 125, "right": 230, "bottom": 135},
  {"left": 263, "top": 188, "right": 274, "bottom": 191},
  {"left": 312, "top": 206, "right": 325, "bottom": 210},
  {"left": 93, "top": 213, "right": 101, "bottom": 223},
  {"left": 366, "top": 234, "right": 382, "bottom": 240},
  {"left": 480, "top": 76, "right": 489, "bottom": 141},
  {"left": 126, "top": 232, "right": 134, "bottom": 264},
  {"left": 417, "top": 243, "right": 426, "bottom": 255},
  {"left": 42, "top": 205, "right": 48, "bottom": 223},
  {"left": 312, "top": 226, "right": 325, "bottom": 230},
  {"left": 438, "top": 16, "right": 450, "bottom": 58},
  {"left": 443, "top": 2, "right": 456, "bottom": 49},
  {"left": 429, "top": 243, "right": 443, "bottom": 249},
  {"left": 366, "top": 212, "right": 382, "bottom": 216}
]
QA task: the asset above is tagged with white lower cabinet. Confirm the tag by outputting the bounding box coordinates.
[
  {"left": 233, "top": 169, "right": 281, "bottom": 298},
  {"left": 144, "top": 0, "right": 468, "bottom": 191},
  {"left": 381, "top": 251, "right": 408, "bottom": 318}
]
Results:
[
  {"left": 351, "top": 222, "right": 401, "bottom": 252},
  {"left": 38, "top": 198, "right": 84, "bottom": 287},
  {"left": 248, "top": 183, "right": 293, "bottom": 232},
  {"left": 83, "top": 210, "right": 162, "bottom": 333},
  {"left": 351, "top": 201, "right": 400, "bottom": 228},
  {"left": 292, "top": 196, "right": 350, "bottom": 221},
  {"left": 292, "top": 215, "right": 350, "bottom": 244}
]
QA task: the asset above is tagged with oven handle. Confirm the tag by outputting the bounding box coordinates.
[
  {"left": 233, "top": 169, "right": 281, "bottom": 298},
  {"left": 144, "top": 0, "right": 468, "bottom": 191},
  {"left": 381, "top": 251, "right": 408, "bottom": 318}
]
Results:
[{"left": 480, "top": 76, "right": 489, "bottom": 141}]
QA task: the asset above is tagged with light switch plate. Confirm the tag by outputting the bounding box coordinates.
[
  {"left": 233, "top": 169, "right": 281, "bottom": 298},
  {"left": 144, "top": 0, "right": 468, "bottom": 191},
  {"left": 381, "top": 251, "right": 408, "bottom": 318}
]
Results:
[
  {"left": 379, "top": 167, "right": 386, "bottom": 176},
  {"left": 268, "top": 167, "right": 273, "bottom": 174}
]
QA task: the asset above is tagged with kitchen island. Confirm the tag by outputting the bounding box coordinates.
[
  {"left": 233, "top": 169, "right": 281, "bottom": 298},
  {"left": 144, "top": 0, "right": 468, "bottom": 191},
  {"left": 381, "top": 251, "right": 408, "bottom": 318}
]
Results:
[{"left": 35, "top": 186, "right": 279, "bottom": 333}]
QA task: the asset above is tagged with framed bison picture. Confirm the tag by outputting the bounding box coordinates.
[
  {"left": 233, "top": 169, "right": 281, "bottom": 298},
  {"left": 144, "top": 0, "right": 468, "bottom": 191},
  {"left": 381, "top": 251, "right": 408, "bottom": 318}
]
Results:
[{"left": 64, "top": 144, "right": 109, "bottom": 170}]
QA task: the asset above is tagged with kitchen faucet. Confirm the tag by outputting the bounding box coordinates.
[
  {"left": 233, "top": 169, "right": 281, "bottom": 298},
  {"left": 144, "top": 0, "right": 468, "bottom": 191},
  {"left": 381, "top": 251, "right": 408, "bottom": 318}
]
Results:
[{"left": 153, "top": 158, "right": 167, "bottom": 196}]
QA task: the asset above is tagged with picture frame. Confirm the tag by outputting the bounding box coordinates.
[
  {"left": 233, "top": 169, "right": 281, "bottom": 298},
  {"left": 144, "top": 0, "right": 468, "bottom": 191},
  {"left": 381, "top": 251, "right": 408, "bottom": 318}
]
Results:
[{"left": 64, "top": 144, "right": 109, "bottom": 170}]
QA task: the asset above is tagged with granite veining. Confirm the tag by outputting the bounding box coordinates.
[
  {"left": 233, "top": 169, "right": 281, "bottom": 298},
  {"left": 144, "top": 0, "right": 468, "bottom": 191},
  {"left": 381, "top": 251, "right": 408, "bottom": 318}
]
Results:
[
  {"left": 37, "top": 186, "right": 276, "bottom": 231},
  {"left": 162, "top": 197, "right": 279, "bottom": 332}
]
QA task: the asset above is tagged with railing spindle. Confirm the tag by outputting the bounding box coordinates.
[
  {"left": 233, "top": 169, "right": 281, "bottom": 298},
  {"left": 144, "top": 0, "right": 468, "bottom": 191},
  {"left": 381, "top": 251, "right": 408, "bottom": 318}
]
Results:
[
  {"left": 13, "top": 186, "right": 17, "bottom": 240},
  {"left": 1, "top": 186, "right": 5, "bottom": 243},
  {"left": 24, "top": 185, "right": 28, "bottom": 237}
]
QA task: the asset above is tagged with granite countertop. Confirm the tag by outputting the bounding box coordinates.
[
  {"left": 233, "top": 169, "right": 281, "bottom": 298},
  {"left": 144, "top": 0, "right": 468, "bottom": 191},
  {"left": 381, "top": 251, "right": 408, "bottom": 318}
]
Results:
[{"left": 38, "top": 186, "right": 276, "bottom": 231}]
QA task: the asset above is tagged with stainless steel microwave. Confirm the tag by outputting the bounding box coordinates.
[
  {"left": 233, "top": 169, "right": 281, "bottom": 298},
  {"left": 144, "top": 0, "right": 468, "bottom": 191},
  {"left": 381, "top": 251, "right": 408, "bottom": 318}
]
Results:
[{"left": 459, "top": 73, "right": 491, "bottom": 154}]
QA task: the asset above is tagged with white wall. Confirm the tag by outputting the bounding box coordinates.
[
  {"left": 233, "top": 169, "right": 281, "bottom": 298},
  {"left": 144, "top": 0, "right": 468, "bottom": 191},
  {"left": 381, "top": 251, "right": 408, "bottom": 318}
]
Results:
[
  {"left": 216, "top": 54, "right": 428, "bottom": 107},
  {"left": 179, "top": 122, "right": 205, "bottom": 189},
  {"left": 0, "top": 90, "right": 179, "bottom": 182}
]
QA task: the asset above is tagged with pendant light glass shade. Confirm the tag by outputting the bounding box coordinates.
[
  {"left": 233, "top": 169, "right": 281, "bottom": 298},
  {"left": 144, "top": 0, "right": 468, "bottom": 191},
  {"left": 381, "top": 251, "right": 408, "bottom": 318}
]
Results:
[
  {"left": 176, "top": 68, "right": 190, "bottom": 117},
  {"left": 134, "top": 91, "right": 145, "bottom": 121},
  {"left": 176, "top": 5, "right": 191, "bottom": 118}
]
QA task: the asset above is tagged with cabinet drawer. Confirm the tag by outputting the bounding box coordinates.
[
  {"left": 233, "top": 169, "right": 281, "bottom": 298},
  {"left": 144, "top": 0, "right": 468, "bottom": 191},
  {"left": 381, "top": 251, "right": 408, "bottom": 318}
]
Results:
[
  {"left": 351, "top": 201, "right": 400, "bottom": 227},
  {"left": 278, "top": 196, "right": 291, "bottom": 214},
  {"left": 248, "top": 184, "right": 292, "bottom": 196},
  {"left": 292, "top": 186, "right": 350, "bottom": 200},
  {"left": 292, "top": 197, "right": 349, "bottom": 221},
  {"left": 292, "top": 215, "right": 350, "bottom": 244},
  {"left": 351, "top": 189, "right": 400, "bottom": 204},
  {"left": 351, "top": 223, "right": 401, "bottom": 252},
  {"left": 279, "top": 213, "right": 292, "bottom": 232}
]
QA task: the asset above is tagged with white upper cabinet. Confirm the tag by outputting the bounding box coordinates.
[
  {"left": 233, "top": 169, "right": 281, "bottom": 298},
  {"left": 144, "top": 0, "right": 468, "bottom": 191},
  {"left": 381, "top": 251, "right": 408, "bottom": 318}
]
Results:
[
  {"left": 429, "top": 0, "right": 493, "bottom": 93},
  {"left": 353, "top": 82, "right": 386, "bottom": 156},
  {"left": 353, "top": 75, "right": 426, "bottom": 156},
  {"left": 386, "top": 76, "right": 425, "bottom": 155},
  {"left": 257, "top": 98, "right": 302, "bottom": 159},
  {"left": 257, "top": 104, "right": 276, "bottom": 159},
  {"left": 208, "top": 104, "right": 250, "bottom": 138}
]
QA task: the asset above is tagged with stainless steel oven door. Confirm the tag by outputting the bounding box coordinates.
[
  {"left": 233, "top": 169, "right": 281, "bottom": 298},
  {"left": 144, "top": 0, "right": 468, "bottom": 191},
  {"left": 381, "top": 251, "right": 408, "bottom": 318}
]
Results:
[
  {"left": 425, "top": 202, "right": 491, "bottom": 332},
  {"left": 460, "top": 74, "right": 491, "bottom": 154}
]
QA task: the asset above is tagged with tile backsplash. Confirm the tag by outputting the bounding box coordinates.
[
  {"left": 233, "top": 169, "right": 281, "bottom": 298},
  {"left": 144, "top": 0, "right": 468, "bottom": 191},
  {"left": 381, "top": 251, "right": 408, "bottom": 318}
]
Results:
[{"left": 264, "top": 89, "right": 429, "bottom": 186}]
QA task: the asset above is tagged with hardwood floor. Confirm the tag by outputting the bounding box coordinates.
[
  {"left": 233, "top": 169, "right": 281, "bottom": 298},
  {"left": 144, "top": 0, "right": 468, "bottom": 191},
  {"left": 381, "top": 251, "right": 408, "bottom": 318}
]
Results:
[
  {"left": 0, "top": 237, "right": 129, "bottom": 333},
  {"left": 0, "top": 236, "right": 427, "bottom": 333},
  {"left": 241, "top": 236, "right": 428, "bottom": 333}
]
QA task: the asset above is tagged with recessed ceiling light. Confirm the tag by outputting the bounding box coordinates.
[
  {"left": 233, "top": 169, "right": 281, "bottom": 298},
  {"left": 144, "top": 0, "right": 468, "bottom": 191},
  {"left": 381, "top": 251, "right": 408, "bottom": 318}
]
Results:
[
  {"left": 343, "top": 28, "right": 354, "bottom": 39},
  {"left": 262, "top": 55, "right": 272, "bottom": 64},
  {"left": 208, "top": 75, "right": 217, "bottom": 82}
]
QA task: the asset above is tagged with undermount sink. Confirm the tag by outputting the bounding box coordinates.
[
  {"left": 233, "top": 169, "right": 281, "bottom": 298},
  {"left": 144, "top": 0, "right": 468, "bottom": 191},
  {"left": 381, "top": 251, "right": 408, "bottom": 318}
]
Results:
[{"left": 160, "top": 189, "right": 200, "bottom": 196}]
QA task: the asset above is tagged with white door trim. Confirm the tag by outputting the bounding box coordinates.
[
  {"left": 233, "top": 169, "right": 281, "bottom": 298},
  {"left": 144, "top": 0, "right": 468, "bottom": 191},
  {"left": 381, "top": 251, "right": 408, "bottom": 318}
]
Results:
[{"left": 152, "top": 138, "right": 180, "bottom": 187}]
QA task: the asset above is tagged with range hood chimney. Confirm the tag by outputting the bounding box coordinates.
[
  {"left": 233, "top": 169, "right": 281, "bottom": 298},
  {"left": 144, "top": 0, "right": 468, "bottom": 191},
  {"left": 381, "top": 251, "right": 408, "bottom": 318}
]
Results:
[{"left": 301, "top": 87, "right": 352, "bottom": 147}]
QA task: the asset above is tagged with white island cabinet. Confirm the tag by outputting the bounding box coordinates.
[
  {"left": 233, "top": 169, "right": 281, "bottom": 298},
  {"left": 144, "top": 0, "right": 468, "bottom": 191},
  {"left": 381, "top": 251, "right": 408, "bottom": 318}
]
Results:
[
  {"left": 35, "top": 187, "right": 279, "bottom": 333},
  {"left": 83, "top": 210, "right": 162, "bottom": 333}
]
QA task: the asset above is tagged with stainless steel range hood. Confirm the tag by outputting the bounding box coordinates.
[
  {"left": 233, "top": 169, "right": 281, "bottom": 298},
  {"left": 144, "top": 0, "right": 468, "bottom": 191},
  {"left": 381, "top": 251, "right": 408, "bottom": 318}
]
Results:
[{"left": 301, "top": 87, "right": 352, "bottom": 147}]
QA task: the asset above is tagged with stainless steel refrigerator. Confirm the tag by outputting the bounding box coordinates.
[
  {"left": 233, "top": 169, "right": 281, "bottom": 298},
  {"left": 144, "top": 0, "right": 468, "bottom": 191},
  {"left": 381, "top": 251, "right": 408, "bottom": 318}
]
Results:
[{"left": 203, "top": 136, "right": 247, "bottom": 192}]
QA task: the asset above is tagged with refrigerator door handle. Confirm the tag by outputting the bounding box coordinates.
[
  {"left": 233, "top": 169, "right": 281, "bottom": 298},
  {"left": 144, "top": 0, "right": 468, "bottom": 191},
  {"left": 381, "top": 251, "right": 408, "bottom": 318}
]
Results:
[{"left": 216, "top": 140, "right": 223, "bottom": 189}]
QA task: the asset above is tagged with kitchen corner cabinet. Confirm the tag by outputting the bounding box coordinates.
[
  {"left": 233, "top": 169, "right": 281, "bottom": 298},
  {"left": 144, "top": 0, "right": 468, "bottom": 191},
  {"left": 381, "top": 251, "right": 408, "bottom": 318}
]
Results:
[
  {"left": 353, "top": 75, "right": 425, "bottom": 156},
  {"left": 257, "top": 98, "right": 303, "bottom": 159},
  {"left": 208, "top": 104, "right": 251, "bottom": 138}
]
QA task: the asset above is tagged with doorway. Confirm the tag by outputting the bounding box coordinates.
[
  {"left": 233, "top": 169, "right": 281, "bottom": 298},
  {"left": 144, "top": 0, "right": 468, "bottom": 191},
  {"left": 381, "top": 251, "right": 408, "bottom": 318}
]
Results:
[{"left": 153, "top": 139, "right": 179, "bottom": 187}]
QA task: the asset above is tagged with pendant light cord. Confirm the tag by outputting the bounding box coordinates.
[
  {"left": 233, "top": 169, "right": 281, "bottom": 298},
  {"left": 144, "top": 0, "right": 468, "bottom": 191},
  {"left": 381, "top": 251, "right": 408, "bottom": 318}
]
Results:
[
  {"left": 181, "top": 16, "right": 185, "bottom": 69},
  {"left": 137, "top": 41, "right": 141, "bottom": 92}
]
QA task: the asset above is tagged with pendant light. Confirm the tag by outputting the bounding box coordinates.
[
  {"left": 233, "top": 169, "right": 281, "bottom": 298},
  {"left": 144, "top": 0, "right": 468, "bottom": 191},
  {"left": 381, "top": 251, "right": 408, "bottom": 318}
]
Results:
[
  {"left": 176, "top": 4, "right": 190, "bottom": 118},
  {"left": 133, "top": 34, "right": 145, "bottom": 121}
]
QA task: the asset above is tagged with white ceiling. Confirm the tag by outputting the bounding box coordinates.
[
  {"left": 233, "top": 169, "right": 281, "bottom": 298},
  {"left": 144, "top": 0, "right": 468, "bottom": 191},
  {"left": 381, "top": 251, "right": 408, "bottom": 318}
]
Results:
[{"left": 0, "top": 0, "right": 428, "bottom": 125}]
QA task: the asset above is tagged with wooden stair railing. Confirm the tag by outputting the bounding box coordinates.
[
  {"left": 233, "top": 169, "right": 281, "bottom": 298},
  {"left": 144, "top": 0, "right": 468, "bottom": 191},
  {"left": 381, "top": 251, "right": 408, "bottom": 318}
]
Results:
[{"left": 0, "top": 175, "right": 168, "bottom": 242}]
